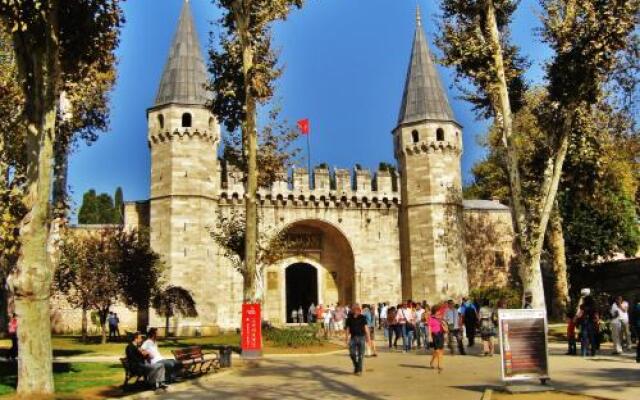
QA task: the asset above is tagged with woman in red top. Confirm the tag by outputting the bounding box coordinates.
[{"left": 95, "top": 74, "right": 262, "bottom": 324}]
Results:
[
  {"left": 8, "top": 313, "right": 18, "bottom": 361},
  {"left": 428, "top": 305, "right": 446, "bottom": 373}
]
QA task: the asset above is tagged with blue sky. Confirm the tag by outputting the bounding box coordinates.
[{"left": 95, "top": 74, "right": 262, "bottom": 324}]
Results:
[{"left": 67, "top": 0, "right": 552, "bottom": 217}]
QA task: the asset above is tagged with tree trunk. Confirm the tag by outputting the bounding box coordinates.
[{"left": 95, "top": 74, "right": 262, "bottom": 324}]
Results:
[
  {"left": 99, "top": 312, "right": 107, "bottom": 344},
  {"left": 7, "top": 3, "right": 61, "bottom": 395},
  {"left": 485, "top": 0, "right": 545, "bottom": 308},
  {"left": 548, "top": 203, "right": 569, "bottom": 320},
  {"left": 234, "top": 1, "right": 260, "bottom": 304},
  {"left": 81, "top": 307, "right": 88, "bottom": 343}
]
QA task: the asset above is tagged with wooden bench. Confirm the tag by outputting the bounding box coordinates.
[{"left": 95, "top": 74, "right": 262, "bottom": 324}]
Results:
[
  {"left": 120, "top": 357, "right": 146, "bottom": 390},
  {"left": 171, "top": 346, "right": 220, "bottom": 377}
]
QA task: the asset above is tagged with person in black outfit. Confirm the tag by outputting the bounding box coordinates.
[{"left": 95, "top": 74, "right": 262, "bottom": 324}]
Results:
[
  {"left": 344, "top": 304, "right": 371, "bottom": 375},
  {"left": 125, "top": 332, "right": 167, "bottom": 391}
]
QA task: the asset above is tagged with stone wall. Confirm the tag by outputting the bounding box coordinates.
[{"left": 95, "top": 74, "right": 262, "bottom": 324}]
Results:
[{"left": 462, "top": 201, "right": 515, "bottom": 289}]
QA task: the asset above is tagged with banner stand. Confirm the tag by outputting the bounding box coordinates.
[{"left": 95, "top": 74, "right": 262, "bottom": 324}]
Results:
[
  {"left": 497, "top": 309, "right": 554, "bottom": 393},
  {"left": 241, "top": 303, "right": 263, "bottom": 360}
]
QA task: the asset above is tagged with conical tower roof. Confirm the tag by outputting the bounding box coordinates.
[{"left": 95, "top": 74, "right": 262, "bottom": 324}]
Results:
[
  {"left": 397, "top": 7, "right": 456, "bottom": 126},
  {"left": 154, "top": 0, "right": 208, "bottom": 107}
]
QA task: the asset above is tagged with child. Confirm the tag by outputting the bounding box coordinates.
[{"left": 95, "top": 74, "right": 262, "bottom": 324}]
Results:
[{"left": 566, "top": 310, "right": 577, "bottom": 355}]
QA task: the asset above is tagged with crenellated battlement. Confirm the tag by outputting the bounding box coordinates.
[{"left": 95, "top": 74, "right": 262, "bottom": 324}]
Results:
[
  {"left": 220, "top": 165, "right": 401, "bottom": 207},
  {"left": 149, "top": 127, "right": 218, "bottom": 145},
  {"left": 401, "top": 139, "right": 461, "bottom": 157}
]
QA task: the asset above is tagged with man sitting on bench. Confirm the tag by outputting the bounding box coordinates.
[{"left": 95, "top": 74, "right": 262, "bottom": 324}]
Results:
[
  {"left": 142, "top": 328, "right": 179, "bottom": 383},
  {"left": 126, "top": 331, "right": 167, "bottom": 391}
]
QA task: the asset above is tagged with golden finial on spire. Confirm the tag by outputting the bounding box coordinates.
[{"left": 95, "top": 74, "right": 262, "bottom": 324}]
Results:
[{"left": 416, "top": 4, "right": 422, "bottom": 27}]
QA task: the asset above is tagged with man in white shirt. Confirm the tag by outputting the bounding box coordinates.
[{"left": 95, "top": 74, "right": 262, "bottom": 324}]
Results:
[
  {"left": 142, "top": 328, "right": 178, "bottom": 382},
  {"left": 611, "top": 296, "right": 631, "bottom": 352}
]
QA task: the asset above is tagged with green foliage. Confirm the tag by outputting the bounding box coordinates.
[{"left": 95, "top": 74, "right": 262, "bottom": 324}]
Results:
[
  {"left": 469, "top": 286, "right": 521, "bottom": 309},
  {"left": 116, "top": 228, "right": 164, "bottom": 311},
  {"left": 78, "top": 188, "right": 122, "bottom": 224},
  {"left": 208, "top": 0, "right": 304, "bottom": 132},
  {"left": 113, "top": 186, "right": 123, "bottom": 224},
  {"left": 436, "top": 0, "right": 528, "bottom": 117},
  {"left": 152, "top": 286, "right": 198, "bottom": 320},
  {"left": 264, "top": 325, "right": 323, "bottom": 348}
]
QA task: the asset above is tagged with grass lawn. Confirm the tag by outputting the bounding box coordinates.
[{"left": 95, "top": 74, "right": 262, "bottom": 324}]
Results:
[
  {"left": 0, "top": 333, "right": 342, "bottom": 359},
  {"left": 0, "top": 362, "right": 123, "bottom": 399},
  {"left": 0, "top": 333, "right": 341, "bottom": 399}
]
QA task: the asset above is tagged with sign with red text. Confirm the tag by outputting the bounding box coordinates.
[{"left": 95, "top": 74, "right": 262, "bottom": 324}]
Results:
[
  {"left": 498, "top": 309, "right": 549, "bottom": 382},
  {"left": 241, "top": 303, "right": 262, "bottom": 359}
]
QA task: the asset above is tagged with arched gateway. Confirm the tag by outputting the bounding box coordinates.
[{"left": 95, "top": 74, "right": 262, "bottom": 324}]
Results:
[{"left": 263, "top": 219, "right": 356, "bottom": 324}]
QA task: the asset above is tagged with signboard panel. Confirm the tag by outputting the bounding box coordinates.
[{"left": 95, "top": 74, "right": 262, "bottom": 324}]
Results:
[
  {"left": 241, "top": 303, "right": 262, "bottom": 359},
  {"left": 498, "top": 309, "right": 549, "bottom": 382}
]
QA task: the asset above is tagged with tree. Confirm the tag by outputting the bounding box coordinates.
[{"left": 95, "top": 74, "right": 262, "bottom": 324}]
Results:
[
  {"left": 466, "top": 91, "right": 640, "bottom": 317},
  {"left": 113, "top": 186, "right": 124, "bottom": 224},
  {"left": 78, "top": 189, "right": 98, "bottom": 224},
  {"left": 0, "top": 1, "right": 124, "bottom": 391},
  {"left": 116, "top": 228, "right": 163, "bottom": 332},
  {"left": 152, "top": 286, "right": 197, "bottom": 338},
  {"left": 436, "top": 0, "right": 639, "bottom": 308},
  {"left": 55, "top": 228, "right": 122, "bottom": 344},
  {"left": 208, "top": 0, "right": 304, "bottom": 304},
  {"left": 210, "top": 209, "right": 292, "bottom": 300},
  {"left": 78, "top": 189, "right": 118, "bottom": 224},
  {"left": 221, "top": 107, "right": 300, "bottom": 188}
]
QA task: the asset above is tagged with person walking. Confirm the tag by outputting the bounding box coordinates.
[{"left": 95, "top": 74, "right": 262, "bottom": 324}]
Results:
[
  {"left": 415, "top": 304, "right": 425, "bottom": 349},
  {"left": 345, "top": 304, "right": 371, "bottom": 376},
  {"left": 460, "top": 298, "right": 478, "bottom": 347},
  {"left": 566, "top": 310, "right": 577, "bottom": 355},
  {"left": 576, "top": 296, "right": 599, "bottom": 357},
  {"left": 7, "top": 313, "right": 18, "bottom": 361},
  {"left": 479, "top": 300, "right": 496, "bottom": 356},
  {"left": 380, "top": 303, "right": 388, "bottom": 339},
  {"left": 444, "top": 300, "right": 465, "bottom": 355},
  {"left": 611, "top": 296, "right": 626, "bottom": 354},
  {"left": 421, "top": 304, "right": 431, "bottom": 352},
  {"left": 428, "top": 305, "right": 446, "bottom": 373},
  {"left": 334, "top": 304, "right": 346, "bottom": 333},
  {"left": 308, "top": 302, "right": 316, "bottom": 324},
  {"left": 363, "top": 304, "right": 378, "bottom": 357},
  {"left": 108, "top": 312, "right": 117, "bottom": 341},
  {"left": 386, "top": 305, "right": 397, "bottom": 350},
  {"left": 634, "top": 298, "right": 640, "bottom": 363}
]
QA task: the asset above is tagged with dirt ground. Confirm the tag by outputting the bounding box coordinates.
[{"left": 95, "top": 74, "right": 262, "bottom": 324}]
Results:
[{"left": 493, "top": 391, "right": 606, "bottom": 400}]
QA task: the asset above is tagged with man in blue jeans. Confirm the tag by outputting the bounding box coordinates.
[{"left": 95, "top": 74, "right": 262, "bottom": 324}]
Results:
[{"left": 345, "top": 304, "right": 371, "bottom": 375}]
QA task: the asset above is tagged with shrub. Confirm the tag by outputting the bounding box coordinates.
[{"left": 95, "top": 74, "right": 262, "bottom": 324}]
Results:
[
  {"left": 263, "top": 325, "right": 323, "bottom": 348},
  {"left": 469, "top": 286, "right": 522, "bottom": 308}
]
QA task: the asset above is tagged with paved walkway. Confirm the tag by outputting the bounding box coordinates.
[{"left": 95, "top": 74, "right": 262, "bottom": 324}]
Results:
[{"left": 149, "top": 341, "right": 639, "bottom": 400}]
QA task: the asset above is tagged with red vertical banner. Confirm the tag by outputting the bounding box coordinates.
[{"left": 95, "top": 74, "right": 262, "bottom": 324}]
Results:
[{"left": 241, "top": 303, "right": 262, "bottom": 359}]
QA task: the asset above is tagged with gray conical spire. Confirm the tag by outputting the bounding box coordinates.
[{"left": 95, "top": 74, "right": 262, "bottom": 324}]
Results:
[
  {"left": 397, "top": 7, "right": 456, "bottom": 126},
  {"left": 154, "top": 0, "right": 208, "bottom": 107}
]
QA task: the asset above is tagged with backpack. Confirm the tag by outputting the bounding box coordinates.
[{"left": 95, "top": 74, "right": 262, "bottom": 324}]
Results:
[{"left": 464, "top": 305, "right": 477, "bottom": 324}]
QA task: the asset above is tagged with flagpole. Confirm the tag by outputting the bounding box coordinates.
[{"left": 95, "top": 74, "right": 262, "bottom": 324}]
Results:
[{"left": 306, "top": 132, "right": 312, "bottom": 175}]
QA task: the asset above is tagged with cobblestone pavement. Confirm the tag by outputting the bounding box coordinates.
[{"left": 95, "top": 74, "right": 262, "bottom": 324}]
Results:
[{"left": 150, "top": 340, "right": 640, "bottom": 400}]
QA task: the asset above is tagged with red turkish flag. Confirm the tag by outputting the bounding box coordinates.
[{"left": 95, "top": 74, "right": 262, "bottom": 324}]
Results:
[{"left": 297, "top": 118, "right": 310, "bottom": 135}]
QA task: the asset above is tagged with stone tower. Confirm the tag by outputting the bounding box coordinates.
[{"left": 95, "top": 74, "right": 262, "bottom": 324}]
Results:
[
  {"left": 147, "top": 0, "right": 220, "bottom": 316},
  {"left": 394, "top": 8, "right": 468, "bottom": 302}
]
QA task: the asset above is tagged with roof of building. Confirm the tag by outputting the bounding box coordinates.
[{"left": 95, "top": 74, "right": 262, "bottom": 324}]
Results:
[
  {"left": 463, "top": 200, "right": 511, "bottom": 211},
  {"left": 154, "top": 0, "right": 209, "bottom": 108},
  {"left": 397, "top": 7, "right": 457, "bottom": 126}
]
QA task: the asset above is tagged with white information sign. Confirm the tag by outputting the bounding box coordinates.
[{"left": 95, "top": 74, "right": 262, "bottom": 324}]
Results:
[{"left": 498, "top": 308, "right": 550, "bottom": 383}]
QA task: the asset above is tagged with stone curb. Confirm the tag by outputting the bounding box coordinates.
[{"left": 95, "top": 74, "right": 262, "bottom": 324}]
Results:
[
  {"left": 481, "top": 389, "right": 492, "bottom": 400},
  {"left": 112, "top": 368, "right": 234, "bottom": 400}
]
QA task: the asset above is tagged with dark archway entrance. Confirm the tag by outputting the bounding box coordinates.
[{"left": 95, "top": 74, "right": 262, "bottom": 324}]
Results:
[{"left": 285, "top": 263, "right": 317, "bottom": 323}]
